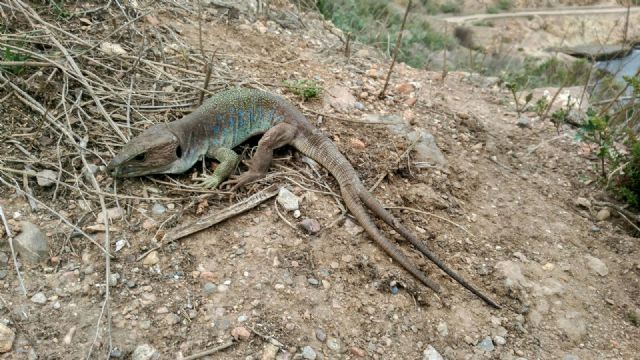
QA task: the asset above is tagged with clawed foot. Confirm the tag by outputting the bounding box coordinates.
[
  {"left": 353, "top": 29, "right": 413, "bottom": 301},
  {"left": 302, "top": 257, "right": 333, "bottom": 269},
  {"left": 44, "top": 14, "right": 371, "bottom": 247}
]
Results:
[
  {"left": 220, "top": 171, "right": 264, "bottom": 192},
  {"left": 196, "top": 174, "right": 223, "bottom": 189}
]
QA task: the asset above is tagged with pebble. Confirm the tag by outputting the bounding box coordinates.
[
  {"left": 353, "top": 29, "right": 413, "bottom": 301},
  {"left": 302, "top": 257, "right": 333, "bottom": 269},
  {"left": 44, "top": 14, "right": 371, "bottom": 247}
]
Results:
[
  {"left": 494, "top": 335, "right": 506, "bottom": 345},
  {"left": 109, "top": 348, "right": 123, "bottom": 358},
  {"left": 315, "top": 328, "right": 326, "bottom": 342},
  {"left": 477, "top": 336, "right": 495, "bottom": 351},
  {"left": 300, "top": 218, "right": 321, "bottom": 234},
  {"left": 30, "top": 292, "right": 47, "bottom": 304},
  {"left": 0, "top": 270, "right": 7, "bottom": 280},
  {"left": 327, "top": 338, "right": 340, "bottom": 351},
  {"left": 36, "top": 169, "right": 57, "bottom": 187},
  {"left": 203, "top": 283, "right": 216, "bottom": 294},
  {"left": 151, "top": 203, "right": 166, "bottom": 216},
  {"left": 354, "top": 102, "right": 365, "bottom": 111},
  {"left": 109, "top": 273, "right": 120, "bottom": 286},
  {"left": 0, "top": 323, "right": 15, "bottom": 353},
  {"left": 307, "top": 278, "right": 319, "bottom": 286},
  {"left": 350, "top": 347, "right": 365, "bottom": 357},
  {"left": 115, "top": 239, "right": 127, "bottom": 252},
  {"left": 436, "top": 322, "right": 449, "bottom": 337},
  {"left": 301, "top": 346, "right": 317, "bottom": 360},
  {"left": 564, "top": 355, "right": 579, "bottom": 360},
  {"left": 218, "top": 284, "right": 229, "bottom": 292},
  {"left": 585, "top": 255, "right": 608, "bottom": 276},
  {"left": 596, "top": 208, "right": 610, "bottom": 221},
  {"left": 517, "top": 115, "right": 531, "bottom": 128},
  {"left": 52, "top": 301, "right": 61, "bottom": 310},
  {"left": 422, "top": 345, "right": 444, "bottom": 360},
  {"left": 238, "top": 315, "right": 248, "bottom": 322},
  {"left": 262, "top": 343, "right": 279, "bottom": 360},
  {"left": 143, "top": 251, "right": 159, "bottom": 266},
  {"left": 0, "top": 252, "right": 7, "bottom": 266},
  {"left": 277, "top": 187, "right": 299, "bottom": 211},
  {"left": 231, "top": 326, "right": 251, "bottom": 340},
  {"left": 97, "top": 207, "right": 124, "bottom": 222},
  {"left": 14, "top": 221, "right": 49, "bottom": 263},
  {"left": 574, "top": 197, "right": 591, "bottom": 208},
  {"left": 350, "top": 138, "right": 366, "bottom": 150},
  {"left": 131, "top": 344, "right": 158, "bottom": 360}
]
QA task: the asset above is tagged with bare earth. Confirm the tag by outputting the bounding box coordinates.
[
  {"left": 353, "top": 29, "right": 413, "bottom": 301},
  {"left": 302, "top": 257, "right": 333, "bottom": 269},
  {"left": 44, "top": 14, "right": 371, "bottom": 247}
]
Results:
[{"left": 0, "top": 3, "right": 638, "bottom": 360}]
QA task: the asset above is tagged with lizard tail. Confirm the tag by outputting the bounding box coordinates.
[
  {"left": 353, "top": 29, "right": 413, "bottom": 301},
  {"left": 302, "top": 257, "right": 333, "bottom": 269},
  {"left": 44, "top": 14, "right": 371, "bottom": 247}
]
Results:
[
  {"left": 340, "top": 183, "right": 443, "bottom": 293},
  {"left": 357, "top": 190, "right": 501, "bottom": 309}
]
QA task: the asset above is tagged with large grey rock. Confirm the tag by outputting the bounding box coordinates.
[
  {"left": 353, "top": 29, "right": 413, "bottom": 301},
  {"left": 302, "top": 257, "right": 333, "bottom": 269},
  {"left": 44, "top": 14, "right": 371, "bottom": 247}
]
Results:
[
  {"left": 423, "top": 345, "right": 444, "bottom": 360},
  {"left": 131, "top": 344, "right": 159, "bottom": 360},
  {"left": 36, "top": 169, "right": 57, "bottom": 187},
  {"left": 14, "top": 222, "right": 49, "bottom": 263},
  {"left": 585, "top": 255, "right": 608, "bottom": 276}
]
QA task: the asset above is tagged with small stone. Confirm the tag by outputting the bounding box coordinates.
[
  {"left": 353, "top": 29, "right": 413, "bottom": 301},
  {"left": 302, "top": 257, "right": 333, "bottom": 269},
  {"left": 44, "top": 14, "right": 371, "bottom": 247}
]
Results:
[
  {"left": 564, "top": 355, "right": 579, "bottom": 360},
  {"left": 341, "top": 254, "right": 353, "bottom": 263},
  {"left": 163, "top": 313, "right": 180, "bottom": 325},
  {"left": 494, "top": 335, "right": 506, "bottom": 345},
  {"left": 109, "top": 348, "right": 123, "bottom": 358},
  {"left": 315, "top": 328, "right": 326, "bottom": 342},
  {"left": 301, "top": 346, "right": 317, "bottom": 360},
  {"left": 308, "top": 278, "right": 319, "bottom": 286},
  {"left": 422, "top": 345, "right": 444, "bottom": 360},
  {"left": 143, "top": 251, "right": 159, "bottom": 266},
  {"left": 366, "top": 68, "right": 379, "bottom": 78},
  {"left": 262, "top": 343, "right": 279, "bottom": 360},
  {"left": 218, "top": 284, "right": 229, "bottom": 292},
  {"left": 574, "top": 197, "right": 591, "bottom": 209},
  {"left": 477, "top": 336, "right": 495, "bottom": 351},
  {"left": 115, "top": 239, "right": 127, "bottom": 252},
  {"left": 0, "top": 323, "right": 15, "bottom": 353},
  {"left": 142, "top": 219, "right": 157, "bottom": 230},
  {"left": 354, "top": 102, "right": 365, "bottom": 111},
  {"left": 0, "top": 270, "right": 6, "bottom": 280},
  {"left": 585, "top": 255, "right": 608, "bottom": 276},
  {"left": 109, "top": 273, "right": 120, "bottom": 286},
  {"left": 327, "top": 338, "right": 340, "bottom": 351},
  {"left": 350, "top": 347, "right": 365, "bottom": 357},
  {"left": 14, "top": 221, "right": 49, "bottom": 263},
  {"left": 596, "top": 208, "right": 610, "bottom": 221},
  {"left": 203, "top": 282, "right": 216, "bottom": 294},
  {"left": 97, "top": 207, "right": 124, "bottom": 222},
  {"left": 131, "top": 344, "right": 158, "bottom": 360},
  {"left": 293, "top": 210, "right": 301, "bottom": 218},
  {"left": 237, "top": 314, "right": 248, "bottom": 322},
  {"left": 52, "top": 301, "right": 61, "bottom": 310},
  {"left": 343, "top": 219, "right": 364, "bottom": 236},
  {"left": 300, "top": 219, "right": 321, "bottom": 234},
  {"left": 36, "top": 169, "right": 57, "bottom": 187},
  {"left": 542, "top": 263, "right": 555, "bottom": 271},
  {"left": 436, "top": 322, "right": 448, "bottom": 337},
  {"left": 231, "top": 326, "right": 251, "bottom": 340},
  {"left": 0, "top": 252, "right": 7, "bottom": 266},
  {"left": 151, "top": 203, "right": 166, "bottom": 216},
  {"left": 30, "top": 292, "right": 47, "bottom": 304},
  {"left": 350, "top": 138, "right": 366, "bottom": 150},
  {"left": 395, "top": 83, "right": 415, "bottom": 95},
  {"left": 277, "top": 187, "right": 299, "bottom": 211},
  {"left": 517, "top": 115, "right": 531, "bottom": 128}
]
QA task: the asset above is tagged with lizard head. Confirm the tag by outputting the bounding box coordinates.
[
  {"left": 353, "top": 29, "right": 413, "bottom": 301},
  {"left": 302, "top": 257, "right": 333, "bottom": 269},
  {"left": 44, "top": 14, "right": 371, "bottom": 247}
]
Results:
[{"left": 107, "top": 124, "right": 189, "bottom": 178}]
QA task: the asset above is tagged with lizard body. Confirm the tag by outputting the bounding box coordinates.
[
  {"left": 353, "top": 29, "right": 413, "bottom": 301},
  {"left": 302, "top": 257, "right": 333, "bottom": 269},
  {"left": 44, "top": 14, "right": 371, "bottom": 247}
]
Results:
[{"left": 107, "top": 88, "right": 500, "bottom": 308}]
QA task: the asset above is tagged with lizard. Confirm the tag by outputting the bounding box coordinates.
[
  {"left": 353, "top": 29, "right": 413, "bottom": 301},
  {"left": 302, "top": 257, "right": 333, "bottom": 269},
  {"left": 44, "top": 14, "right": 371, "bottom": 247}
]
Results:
[{"left": 107, "top": 87, "right": 501, "bottom": 308}]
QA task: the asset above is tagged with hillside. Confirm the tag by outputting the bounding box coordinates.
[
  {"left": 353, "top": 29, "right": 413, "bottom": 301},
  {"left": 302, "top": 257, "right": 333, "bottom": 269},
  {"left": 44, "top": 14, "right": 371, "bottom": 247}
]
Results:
[{"left": 0, "top": 1, "right": 638, "bottom": 359}]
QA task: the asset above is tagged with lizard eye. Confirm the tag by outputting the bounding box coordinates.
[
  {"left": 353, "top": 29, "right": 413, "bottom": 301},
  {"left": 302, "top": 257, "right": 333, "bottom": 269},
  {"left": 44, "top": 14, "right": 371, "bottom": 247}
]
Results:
[
  {"left": 134, "top": 153, "right": 147, "bottom": 162},
  {"left": 175, "top": 145, "right": 182, "bottom": 158}
]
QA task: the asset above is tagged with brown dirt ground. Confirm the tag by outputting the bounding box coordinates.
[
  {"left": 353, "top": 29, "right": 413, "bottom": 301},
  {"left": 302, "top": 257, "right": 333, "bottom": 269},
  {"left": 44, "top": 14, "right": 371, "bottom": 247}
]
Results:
[{"left": 0, "top": 2, "right": 638, "bottom": 360}]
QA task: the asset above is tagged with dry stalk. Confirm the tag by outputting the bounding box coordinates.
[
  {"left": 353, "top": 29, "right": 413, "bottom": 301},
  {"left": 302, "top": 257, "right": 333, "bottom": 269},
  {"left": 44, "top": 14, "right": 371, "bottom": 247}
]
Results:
[{"left": 378, "top": 0, "right": 412, "bottom": 99}]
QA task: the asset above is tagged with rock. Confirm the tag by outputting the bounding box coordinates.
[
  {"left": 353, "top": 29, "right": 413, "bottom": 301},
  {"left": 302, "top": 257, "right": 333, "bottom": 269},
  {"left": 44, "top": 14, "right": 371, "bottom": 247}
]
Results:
[
  {"left": 350, "top": 346, "right": 365, "bottom": 357},
  {"left": 143, "top": 251, "right": 159, "bottom": 266},
  {"left": 596, "top": 208, "right": 610, "bottom": 221},
  {"left": 203, "top": 282, "right": 216, "bottom": 294},
  {"left": 262, "top": 343, "right": 279, "bottom": 360},
  {"left": 495, "top": 260, "right": 531, "bottom": 291},
  {"left": 350, "top": 138, "right": 366, "bottom": 150},
  {"left": 307, "top": 278, "right": 319, "bottom": 286},
  {"left": 96, "top": 207, "right": 124, "bottom": 222},
  {"left": 315, "top": 328, "right": 326, "bottom": 342},
  {"left": 354, "top": 102, "right": 365, "bottom": 111},
  {"left": 585, "top": 255, "right": 608, "bottom": 276},
  {"left": 131, "top": 344, "right": 158, "bottom": 360},
  {"left": 0, "top": 270, "right": 7, "bottom": 280},
  {"left": 395, "top": 82, "right": 415, "bottom": 95},
  {"left": 110, "top": 348, "right": 123, "bottom": 358},
  {"left": 324, "top": 85, "right": 357, "bottom": 113},
  {"left": 277, "top": 187, "right": 299, "bottom": 211},
  {"left": 237, "top": 314, "right": 248, "bottom": 322},
  {"left": 218, "top": 284, "right": 229, "bottom": 292},
  {"left": 0, "top": 323, "right": 15, "bottom": 353},
  {"left": 327, "top": 338, "right": 340, "bottom": 351},
  {"left": 151, "top": 203, "right": 166, "bottom": 216},
  {"left": 494, "top": 335, "right": 506, "bottom": 345},
  {"left": 231, "top": 326, "right": 251, "bottom": 340},
  {"left": 343, "top": 219, "right": 364, "bottom": 236},
  {"left": 36, "top": 169, "right": 57, "bottom": 187},
  {"left": 557, "top": 311, "right": 587, "bottom": 342},
  {"left": 564, "top": 354, "right": 579, "bottom": 360},
  {"left": 366, "top": 68, "right": 379, "bottom": 78},
  {"left": 422, "top": 345, "right": 444, "bottom": 360},
  {"left": 517, "top": 115, "right": 532, "bottom": 128},
  {"left": 0, "top": 252, "right": 8, "bottom": 266},
  {"left": 30, "top": 292, "right": 47, "bottom": 304},
  {"left": 402, "top": 129, "right": 447, "bottom": 169},
  {"left": 574, "top": 197, "right": 591, "bottom": 209},
  {"left": 115, "top": 239, "right": 127, "bottom": 252},
  {"left": 477, "top": 336, "right": 495, "bottom": 351},
  {"left": 14, "top": 221, "right": 49, "bottom": 263},
  {"left": 436, "top": 322, "right": 449, "bottom": 337},
  {"left": 109, "top": 273, "right": 120, "bottom": 286},
  {"left": 300, "top": 218, "right": 321, "bottom": 234},
  {"left": 301, "top": 346, "right": 317, "bottom": 360}
]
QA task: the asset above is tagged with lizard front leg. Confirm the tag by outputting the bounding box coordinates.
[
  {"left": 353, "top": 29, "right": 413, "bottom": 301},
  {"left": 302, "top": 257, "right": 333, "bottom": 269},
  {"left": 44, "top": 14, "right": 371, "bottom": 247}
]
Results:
[
  {"left": 198, "top": 147, "right": 239, "bottom": 189},
  {"left": 223, "top": 122, "right": 298, "bottom": 191}
]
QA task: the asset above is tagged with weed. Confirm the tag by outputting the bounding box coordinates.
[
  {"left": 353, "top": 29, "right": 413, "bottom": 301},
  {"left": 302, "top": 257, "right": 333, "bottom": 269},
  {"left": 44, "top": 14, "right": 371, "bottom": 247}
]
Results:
[
  {"left": 283, "top": 79, "right": 322, "bottom": 101},
  {"left": 628, "top": 310, "right": 639, "bottom": 327},
  {"left": 1, "top": 47, "right": 30, "bottom": 75}
]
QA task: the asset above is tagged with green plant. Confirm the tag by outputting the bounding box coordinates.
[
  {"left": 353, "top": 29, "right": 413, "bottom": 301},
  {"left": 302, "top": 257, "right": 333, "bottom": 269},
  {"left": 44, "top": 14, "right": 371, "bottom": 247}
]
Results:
[
  {"left": 578, "top": 108, "right": 613, "bottom": 178},
  {"left": 486, "top": 5, "right": 499, "bottom": 14},
  {"left": 283, "top": 79, "right": 322, "bottom": 101},
  {"left": 497, "top": 0, "right": 513, "bottom": 11},
  {"left": 533, "top": 96, "right": 549, "bottom": 117},
  {"left": 1, "top": 47, "right": 30, "bottom": 75},
  {"left": 50, "top": 0, "right": 71, "bottom": 18},
  {"left": 629, "top": 310, "right": 639, "bottom": 327},
  {"left": 503, "top": 76, "right": 533, "bottom": 117},
  {"left": 550, "top": 107, "right": 568, "bottom": 134},
  {"left": 440, "top": 1, "right": 462, "bottom": 14}
]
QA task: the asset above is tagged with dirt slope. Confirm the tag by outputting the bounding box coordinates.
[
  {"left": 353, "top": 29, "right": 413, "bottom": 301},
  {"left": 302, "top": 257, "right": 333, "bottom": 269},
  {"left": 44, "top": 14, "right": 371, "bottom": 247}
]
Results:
[{"left": 0, "top": 2, "right": 638, "bottom": 359}]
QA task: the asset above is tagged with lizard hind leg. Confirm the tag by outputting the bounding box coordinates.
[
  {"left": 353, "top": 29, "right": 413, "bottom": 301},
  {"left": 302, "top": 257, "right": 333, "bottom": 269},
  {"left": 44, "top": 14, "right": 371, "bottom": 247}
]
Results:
[
  {"left": 224, "top": 122, "right": 298, "bottom": 191},
  {"left": 357, "top": 187, "right": 501, "bottom": 309}
]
